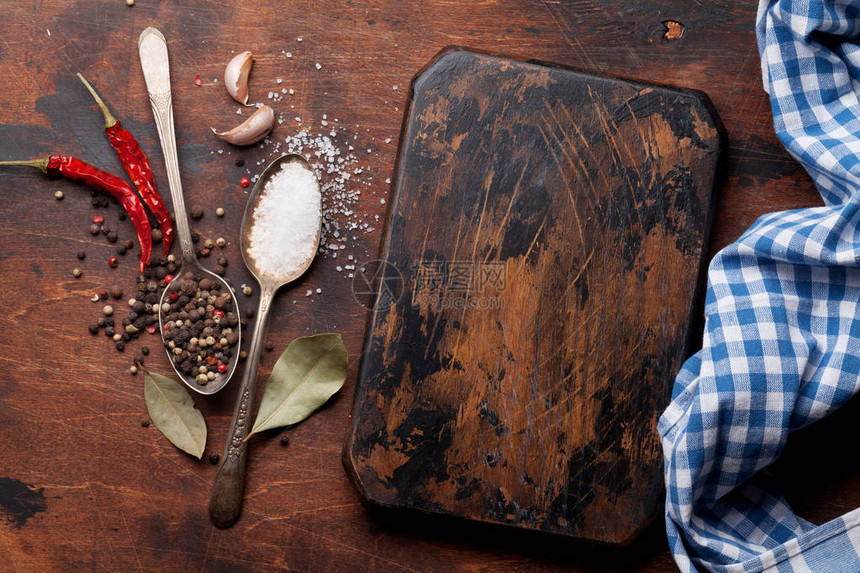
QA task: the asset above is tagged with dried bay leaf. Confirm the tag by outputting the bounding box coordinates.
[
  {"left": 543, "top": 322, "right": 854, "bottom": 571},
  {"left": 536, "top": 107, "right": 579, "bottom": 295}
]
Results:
[
  {"left": 144, "top": 372, "right": 207, "bottom": 459},
  {"left": 248, "top": 333, "right": 348, "bottom": 438}
]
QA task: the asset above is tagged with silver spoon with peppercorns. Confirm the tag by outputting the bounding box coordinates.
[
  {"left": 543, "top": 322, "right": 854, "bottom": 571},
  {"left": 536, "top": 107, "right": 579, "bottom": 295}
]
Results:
[{"left": 139, "top": 27, "right": 241, "bottom": 394}]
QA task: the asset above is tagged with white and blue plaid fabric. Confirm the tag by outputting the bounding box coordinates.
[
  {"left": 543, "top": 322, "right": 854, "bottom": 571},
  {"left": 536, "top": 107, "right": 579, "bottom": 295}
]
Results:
[{"left": 660, "top": 0, "right": 860, "bottom": 571}]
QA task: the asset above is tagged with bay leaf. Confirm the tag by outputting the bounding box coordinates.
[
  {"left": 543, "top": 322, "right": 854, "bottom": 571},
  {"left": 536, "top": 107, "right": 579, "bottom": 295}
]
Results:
[
  {"left": 144, "top": 371, "right": 207, "bottom": 459},
  {"left": 248, "top": 333, "right": 348, "bottom": 438}
]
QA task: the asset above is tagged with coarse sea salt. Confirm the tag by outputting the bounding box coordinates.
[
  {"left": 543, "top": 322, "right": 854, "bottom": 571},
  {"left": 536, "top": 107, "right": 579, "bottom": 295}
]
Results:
[{"left": 246, "top": 161, "right": 321, "bottom": 279}]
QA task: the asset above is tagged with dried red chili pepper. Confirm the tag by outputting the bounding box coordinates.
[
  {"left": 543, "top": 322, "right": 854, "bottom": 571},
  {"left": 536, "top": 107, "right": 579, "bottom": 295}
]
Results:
[
  {"left": 77, "top": 73, "right": 174, "bottom": 257},
  {"left": 0, "top": 156, "right": 152, "bottom": 272}
]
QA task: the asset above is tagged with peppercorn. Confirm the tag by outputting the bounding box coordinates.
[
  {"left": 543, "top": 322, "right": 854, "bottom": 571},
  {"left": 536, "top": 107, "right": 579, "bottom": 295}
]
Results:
[
  {"left": 190, "top": 206, "right": 204, "bottom": 219},
  {"left": 54, "top": 190, "right": 64, "bottom": 200},
  {"left": 141, "top": 346, "right": 150, "bottom": 356},
  {"left": 242, "top": 285, "right": 252, "bottom": 296},
  {"left": 104, "top": 326, "right": 115, "bottom": 337},
  {"left": 265, "top": 341, "right": 274, "bottom": 351},
  {"left": 214, "top": 265, "right": 225, "bottom": 275},
  {"left": 90, "top": 224, "right": 100, "bottom": 235},
  {"left": 98, "top": 317, "right": 106, "bottom": 328},
  {"left": 235, "top": 158, "right": 245, "bottom": 167},
  {"left": 204, "top": 238, "right": 215, "bottom": 249},
  {"left": 151, "top": 228, "right": 162, "bottom": 243},
  {"left": 239, "top": 350, "right": 248, "bottom": 361},
  {"left": 240, "top": 177, "right": 250, "bottom": 188},
  {"left": 280, "top": 435, "right": 290, "bottom": 446},
  {"left": 103, "top": 305, "right": 114, "bottom": 316},
  {"left": 141, "top": 419, "right": 150, "bottom": 428},
  {"left": 216, "top": 237, "right": 226, "bottom": 248},
  {"left": 129, "top": 365, "right": 138, "bottom": 375},
  {"left": 76, "top": 251, "right": 86, "bottom": 260},
  {"left": 200, "top": 248, "right": 210, "bottom": 257},
  {"left": 99, "top": 289, "right": 108, "bottom": 300},
  {"left": 108, "top": 256, "right": 119, "bottom": 268},
  {"left": 109, "top": 285, "right": 123, "bottom": 299},
  {"left": 191, "top": 231, "right": 200, "bottom": 243},
  {"left": 107, "top": 232, "right": 118, "bottom": 243},
  {"left": 88, "top": 324, "right": 99, "bottom": 335},
  {"left": 72, "top": 268, "right": 82, "bottom": 278},
  {"left": 117, "top": 245, "right": 127, "bottom": 255},
  {"left": 118, "top": 211, "right": 126, "bottom": 221},
  {"left": 125, "top": 239, "right": 134, "bottom": 249},
  {"left": 216, "top": 207, "right": 225, "bottom": 217},
  {"left": 100, "top": 224, "right": 111, "bottom": 235},
  {"left": 92, "top": 214, "right": 105, "bottom": 224},
  {"left": 209, "top": 452, "right": 220, "bottom": 464}
]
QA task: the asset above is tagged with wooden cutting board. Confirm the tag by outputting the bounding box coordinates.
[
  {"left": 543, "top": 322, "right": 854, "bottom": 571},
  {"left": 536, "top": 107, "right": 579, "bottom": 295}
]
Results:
[{"left": 343, "top": 48, "right": 721, "bottom": 545}]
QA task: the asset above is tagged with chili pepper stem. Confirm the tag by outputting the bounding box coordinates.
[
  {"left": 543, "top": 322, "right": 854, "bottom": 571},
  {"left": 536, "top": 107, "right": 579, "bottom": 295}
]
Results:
[
  {"left": 0, "top": 158, "right": 49, "bottom": 173},
  {"left": 77, "top": 73, "right": 118, "bottom": 129}
]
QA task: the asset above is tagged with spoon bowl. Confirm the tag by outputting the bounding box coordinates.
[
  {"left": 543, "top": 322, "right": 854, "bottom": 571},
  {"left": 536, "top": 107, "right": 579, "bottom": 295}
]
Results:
[
  {"left": 139, "top": 27, "right": 241, "bottom": 395},
  {"left": 209, "top": 153, "right": 322, "bottom": 528}
]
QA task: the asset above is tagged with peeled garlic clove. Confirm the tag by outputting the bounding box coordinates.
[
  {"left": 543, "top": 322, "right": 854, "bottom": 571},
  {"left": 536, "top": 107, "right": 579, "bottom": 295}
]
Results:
[
  {"left": 224, "top": 51, "right": 253, "bottom": 105},
  {"left": 212, "top": 105, "right": 275, "bottom": 146}
]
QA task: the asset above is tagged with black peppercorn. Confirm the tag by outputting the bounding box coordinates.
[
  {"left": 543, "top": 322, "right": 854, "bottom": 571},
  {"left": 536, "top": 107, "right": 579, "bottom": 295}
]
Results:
[
  {"left": 280, "top": 435, "right": 290, "bottom": 446},
  {"left": 107, "top": 232, "right": 118, "bottom": 243},
  {"left": 141, "top": 346, "right": 150, "bottom": 356},
  {"left": 217, "top": 256, "right": 228, "bottom": 267},
  {"left": 105, "top": 326, "right": 115, "bottom": 337},
  {"left": 141, "top": 419, "right": 150, "bottom": 428},
  {"left": 235, "top": 158, "right": 245, "bottom": 167},
  {"left": 89, "top": 224, "right": 100, "bottom": 235},
  {"left": 208, "top": 453, "right": 220, "bottom": 465},
  {"left": 76, "top": 251, "right": 86, "bottom": 260},
  {"left": 88, "top": 324, "right": 99, "bottom": 335},
  {"left": 118, "top": 211, "right": 126, "bottom": 221},
  {"left": 115, "top": 341, "right": 125, "bottom": 352},
  {"left": 265, "top": 341, "right": 274, "bottom": 351},
  {"left": 190, "top": 206, "right": 204, "bottom": 219},
  {"left": 116, "top": 245, "right": 127, "bottom": 255}
]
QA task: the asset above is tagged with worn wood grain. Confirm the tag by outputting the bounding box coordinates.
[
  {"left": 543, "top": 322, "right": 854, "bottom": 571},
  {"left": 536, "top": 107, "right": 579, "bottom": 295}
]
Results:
[
  {"left": 0, "top": 1, "right": 840, "bottom": 571},
  {"left": 345, "top": 48, "right": 720, "bottom": 545}
]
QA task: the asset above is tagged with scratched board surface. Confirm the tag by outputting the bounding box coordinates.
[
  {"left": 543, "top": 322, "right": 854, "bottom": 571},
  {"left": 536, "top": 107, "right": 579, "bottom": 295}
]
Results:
[{"left": 344, "top": 48, "right": 721, "bottom": 545}]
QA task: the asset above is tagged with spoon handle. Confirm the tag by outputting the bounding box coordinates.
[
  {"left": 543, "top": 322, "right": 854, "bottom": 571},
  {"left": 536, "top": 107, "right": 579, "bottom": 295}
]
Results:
[
  {"left": 209, "top": 284, "right": 275, "bottom": 528},
  {"left": 138, "top": 27, "right": 196, "bottom": 267}
]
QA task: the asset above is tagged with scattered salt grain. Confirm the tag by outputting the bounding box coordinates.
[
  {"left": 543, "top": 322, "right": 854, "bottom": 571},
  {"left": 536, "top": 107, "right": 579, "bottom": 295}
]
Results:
[
  {"left": 315, "top": 63, "right": 322, "bottom": 70},
  {"left": 306, "top": 290, "right": 312, "bottom": 296},
  {"left": 286, "top": 52, "right": 293, "bottom": 58},
  {"left": 247, "top": 161, "right": 321, "bottom": 279},
  {"left": 276, "top": 78, "right": 283, "bottom": 84}
]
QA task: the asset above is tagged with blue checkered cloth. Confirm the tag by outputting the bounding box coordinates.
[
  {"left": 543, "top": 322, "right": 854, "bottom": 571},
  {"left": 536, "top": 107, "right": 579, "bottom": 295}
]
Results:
[{"left": 660, "top": 0, "right": 860, "bottom": 571}]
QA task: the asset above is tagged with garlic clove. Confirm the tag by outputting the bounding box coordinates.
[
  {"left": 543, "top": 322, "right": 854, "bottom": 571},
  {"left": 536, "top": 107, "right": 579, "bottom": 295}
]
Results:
[
  {"left": 224, "top": 51, "right": 253, "bottom": 105},
  {"left": 212, "top": 105, "right": 275, "bottom": 146}
]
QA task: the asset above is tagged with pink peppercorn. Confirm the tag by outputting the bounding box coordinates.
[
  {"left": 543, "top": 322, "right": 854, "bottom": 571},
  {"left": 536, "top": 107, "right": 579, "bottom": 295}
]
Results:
[{"left": 240, "top": 177, "right": 250, "bottom": 188}]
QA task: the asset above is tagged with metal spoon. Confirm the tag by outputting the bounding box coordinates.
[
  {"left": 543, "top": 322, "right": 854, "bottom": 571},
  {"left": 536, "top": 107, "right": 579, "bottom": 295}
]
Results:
[
  {"left": 209, "top": 154, "right": 322, "bottom": 529},
  {"left": 138, "top": 27, "right": 241, "bottom": 395}
]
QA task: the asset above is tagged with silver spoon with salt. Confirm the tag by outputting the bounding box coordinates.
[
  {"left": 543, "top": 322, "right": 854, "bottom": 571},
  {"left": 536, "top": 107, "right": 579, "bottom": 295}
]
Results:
[
  {"left": 138, "top": 27, "right": 241, "bottom": 395},
  {"left": 209, "top": 154, "right": 322, "bottom": 529}
]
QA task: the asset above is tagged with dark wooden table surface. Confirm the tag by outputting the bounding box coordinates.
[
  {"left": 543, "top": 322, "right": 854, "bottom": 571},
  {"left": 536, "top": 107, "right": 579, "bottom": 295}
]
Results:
[{"left": 0, "top": 1, "right": 851, "bottom": 572}]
